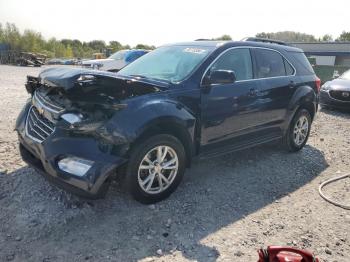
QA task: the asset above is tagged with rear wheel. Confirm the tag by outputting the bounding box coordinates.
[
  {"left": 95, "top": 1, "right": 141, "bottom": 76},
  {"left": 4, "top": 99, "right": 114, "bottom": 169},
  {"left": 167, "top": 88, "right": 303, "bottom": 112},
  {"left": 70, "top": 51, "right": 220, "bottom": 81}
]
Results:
[
  {"left": 125, "top": 134, "right": 186, "bottom": 204},
  {"left": 283, "top": 109, "right": 312, "bottom": 152}
]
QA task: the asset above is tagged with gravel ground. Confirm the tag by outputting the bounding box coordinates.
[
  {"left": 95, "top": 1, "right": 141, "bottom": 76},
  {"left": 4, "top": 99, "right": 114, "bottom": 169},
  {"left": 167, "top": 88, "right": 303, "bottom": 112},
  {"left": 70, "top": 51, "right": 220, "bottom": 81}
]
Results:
[{"left": 0, "top": 64, "right": 349, "bottom": 262}]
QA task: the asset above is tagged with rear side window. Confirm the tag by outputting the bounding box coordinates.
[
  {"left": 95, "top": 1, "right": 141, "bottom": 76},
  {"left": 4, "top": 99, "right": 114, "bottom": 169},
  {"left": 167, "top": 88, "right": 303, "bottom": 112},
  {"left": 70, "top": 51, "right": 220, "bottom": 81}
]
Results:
[
  {"left": 211, "top": 48, "right": 253, "bottom": 81},
  {"left": 254, "top": 49, "right": 286, "bottom": 78},
  {"left": 284, "top": 59, "right": 295, "bottom": 75},
  {"left": 289, "top": 52, "right": 315, "bottom": 75}
]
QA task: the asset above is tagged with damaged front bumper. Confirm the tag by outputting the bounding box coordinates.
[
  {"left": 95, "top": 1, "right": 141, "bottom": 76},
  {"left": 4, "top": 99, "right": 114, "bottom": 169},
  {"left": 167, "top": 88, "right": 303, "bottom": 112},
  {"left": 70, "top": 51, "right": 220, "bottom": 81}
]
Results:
[{"left": 16, "top": 103, "right": 127, "bottom": 199}]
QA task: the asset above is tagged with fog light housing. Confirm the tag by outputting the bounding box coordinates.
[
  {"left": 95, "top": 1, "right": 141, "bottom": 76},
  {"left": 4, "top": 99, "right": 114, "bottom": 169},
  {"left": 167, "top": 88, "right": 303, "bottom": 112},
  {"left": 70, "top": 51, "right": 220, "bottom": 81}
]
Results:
[{"left": 58, "top": 157, "right": 94, "bottom": 177}]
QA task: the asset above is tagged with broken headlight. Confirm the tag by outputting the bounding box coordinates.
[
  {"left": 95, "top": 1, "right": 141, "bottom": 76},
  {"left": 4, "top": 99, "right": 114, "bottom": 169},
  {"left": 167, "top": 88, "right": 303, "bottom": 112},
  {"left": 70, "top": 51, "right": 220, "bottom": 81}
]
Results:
[{"left": 61, "top": 113, "right": 83, "bottom": 124}]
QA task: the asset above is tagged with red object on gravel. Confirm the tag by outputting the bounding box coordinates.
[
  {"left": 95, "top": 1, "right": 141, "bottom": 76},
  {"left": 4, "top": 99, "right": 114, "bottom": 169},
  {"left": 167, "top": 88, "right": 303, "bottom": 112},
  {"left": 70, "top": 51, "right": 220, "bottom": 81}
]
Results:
[{"left": 258, "top": 246, "right": 320, "bottom": 262}]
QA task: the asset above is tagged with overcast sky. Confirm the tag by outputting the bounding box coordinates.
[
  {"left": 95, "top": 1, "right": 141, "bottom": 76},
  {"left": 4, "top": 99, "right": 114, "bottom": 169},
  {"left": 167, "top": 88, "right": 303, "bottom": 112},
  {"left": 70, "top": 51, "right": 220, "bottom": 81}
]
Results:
[{"left": 0, "top": 0, "right": 349, "bottom": 46}]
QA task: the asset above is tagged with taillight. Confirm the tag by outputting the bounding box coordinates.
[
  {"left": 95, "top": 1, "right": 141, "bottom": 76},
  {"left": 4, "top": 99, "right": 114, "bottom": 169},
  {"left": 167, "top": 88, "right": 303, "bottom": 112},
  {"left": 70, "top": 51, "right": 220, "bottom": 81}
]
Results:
[{"left": 315, "top": 77, "right": 321, "bottom": 93}]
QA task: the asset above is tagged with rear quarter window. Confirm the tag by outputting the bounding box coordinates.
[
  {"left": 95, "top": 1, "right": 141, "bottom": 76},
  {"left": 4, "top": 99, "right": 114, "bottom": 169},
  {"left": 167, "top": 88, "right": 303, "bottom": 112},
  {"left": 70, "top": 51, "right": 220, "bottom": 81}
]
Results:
[
  {"left": 288, "top": 52, "right": 315, "bottom": 76},
  {"left": 284, "top": 59, "right": 295, "bottom": 75}
]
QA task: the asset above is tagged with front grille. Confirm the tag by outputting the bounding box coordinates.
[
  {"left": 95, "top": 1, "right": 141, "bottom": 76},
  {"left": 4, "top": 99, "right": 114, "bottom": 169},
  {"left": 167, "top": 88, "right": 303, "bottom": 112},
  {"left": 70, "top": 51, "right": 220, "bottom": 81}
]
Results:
[
  {"left": 34, "top": 91, "right": 64, "bottom": 113},
  {"left": 26, "top": 106, "right": 55, "bottom": 143},
  {"left": 329, "top": 90, "right": 350, "bottom": 102}
]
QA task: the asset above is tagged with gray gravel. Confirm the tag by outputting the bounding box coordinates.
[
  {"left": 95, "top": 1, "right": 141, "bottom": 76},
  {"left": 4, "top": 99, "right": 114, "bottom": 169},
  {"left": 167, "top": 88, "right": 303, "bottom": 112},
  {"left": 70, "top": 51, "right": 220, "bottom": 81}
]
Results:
[{"left": 0, "top": 64, "right": 349, "bottom": 262}]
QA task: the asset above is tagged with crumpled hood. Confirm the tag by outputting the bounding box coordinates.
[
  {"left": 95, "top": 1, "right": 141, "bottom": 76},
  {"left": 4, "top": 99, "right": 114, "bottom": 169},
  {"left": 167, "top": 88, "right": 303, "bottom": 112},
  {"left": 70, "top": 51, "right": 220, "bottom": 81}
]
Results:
[{"left": 38, "top": 67, "right": 169, "bottom": 92}]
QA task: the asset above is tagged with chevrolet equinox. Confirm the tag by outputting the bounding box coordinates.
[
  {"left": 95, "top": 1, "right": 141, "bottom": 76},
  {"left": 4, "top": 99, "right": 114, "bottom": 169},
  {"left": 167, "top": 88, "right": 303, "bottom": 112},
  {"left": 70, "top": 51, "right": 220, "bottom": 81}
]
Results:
[{"left": 16, "top": 38, "right": 320, "bottom": 203}]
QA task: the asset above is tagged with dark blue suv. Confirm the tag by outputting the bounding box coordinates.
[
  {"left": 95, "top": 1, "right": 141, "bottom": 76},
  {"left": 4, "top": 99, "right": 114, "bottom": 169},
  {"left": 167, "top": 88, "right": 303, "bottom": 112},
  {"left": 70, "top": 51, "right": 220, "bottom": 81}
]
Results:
[{"left": 16, "top": 39, "right": 320, "bottom": 203}]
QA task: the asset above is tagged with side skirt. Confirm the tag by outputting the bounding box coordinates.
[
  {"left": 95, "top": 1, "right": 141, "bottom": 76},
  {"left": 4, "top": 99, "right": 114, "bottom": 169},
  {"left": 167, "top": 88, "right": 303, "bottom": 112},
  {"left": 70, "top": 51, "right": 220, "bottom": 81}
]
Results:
[{"left": 197, "top": 134, "right": 282, "bottom": 159}]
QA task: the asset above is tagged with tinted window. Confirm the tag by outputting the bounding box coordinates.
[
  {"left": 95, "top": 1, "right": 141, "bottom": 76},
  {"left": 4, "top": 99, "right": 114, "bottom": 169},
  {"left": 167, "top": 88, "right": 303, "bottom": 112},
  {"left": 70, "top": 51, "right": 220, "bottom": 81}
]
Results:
[
  {"left": 125, "top": 52, "right": 139, "bottom": 63},
  {"left": 289, "top": 52, "right": 315, "bottom": 75},
  {"left": 108, "top": 50, "right": 127, "bottom": 60},
  {"left": 211, "top": 48, "right": 253, "bottom": 81},
  {"left": 254, "top": 49, "right": 286, "bottom": 78},
  {"left": 284, "top": 59, "right": 294, "bottom": 75}
]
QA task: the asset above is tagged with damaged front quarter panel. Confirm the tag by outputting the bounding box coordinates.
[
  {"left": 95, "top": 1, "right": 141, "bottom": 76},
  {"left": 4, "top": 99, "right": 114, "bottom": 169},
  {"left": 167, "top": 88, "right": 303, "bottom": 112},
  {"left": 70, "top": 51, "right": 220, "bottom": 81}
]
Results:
[{"left": 31, "top": 67, "right": 167, "bottom": 149}]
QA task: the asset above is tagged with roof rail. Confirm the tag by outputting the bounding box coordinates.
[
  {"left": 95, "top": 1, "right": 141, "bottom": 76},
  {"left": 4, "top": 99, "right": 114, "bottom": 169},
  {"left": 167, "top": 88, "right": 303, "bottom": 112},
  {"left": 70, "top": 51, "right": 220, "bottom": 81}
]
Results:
[
  {"left": 242, "top": 37, "right": 288, "bottom": 46},
  {"left": 195, "top": 39, "right": 212, "bottom": 41}
]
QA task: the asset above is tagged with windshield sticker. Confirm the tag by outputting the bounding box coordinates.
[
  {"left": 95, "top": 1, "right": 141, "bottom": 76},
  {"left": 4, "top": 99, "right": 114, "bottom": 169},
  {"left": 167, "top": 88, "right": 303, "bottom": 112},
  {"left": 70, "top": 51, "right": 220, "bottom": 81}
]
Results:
[{"left": 183, "top": 48, "right": 207, "bottom": 54}]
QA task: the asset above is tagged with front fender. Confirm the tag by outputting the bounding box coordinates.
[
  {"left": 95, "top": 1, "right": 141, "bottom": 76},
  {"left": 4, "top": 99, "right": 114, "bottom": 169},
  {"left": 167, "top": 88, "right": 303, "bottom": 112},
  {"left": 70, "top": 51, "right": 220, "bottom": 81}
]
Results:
[{"left": 97, "top": 96, "right": 197, "bottom": 154}]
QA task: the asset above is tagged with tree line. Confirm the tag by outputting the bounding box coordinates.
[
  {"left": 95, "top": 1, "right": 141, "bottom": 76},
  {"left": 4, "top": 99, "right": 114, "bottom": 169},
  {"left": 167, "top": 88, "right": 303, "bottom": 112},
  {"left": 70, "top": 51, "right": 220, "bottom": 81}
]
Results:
[
  {"left": 0, "top": 22, "right": 155, "bottom": 58},
  {"left": 1, "top": 22, "right": 350, "bottom": 59},
  {"left": 255, "top": 31, "right": 350, "bottom": 42}
]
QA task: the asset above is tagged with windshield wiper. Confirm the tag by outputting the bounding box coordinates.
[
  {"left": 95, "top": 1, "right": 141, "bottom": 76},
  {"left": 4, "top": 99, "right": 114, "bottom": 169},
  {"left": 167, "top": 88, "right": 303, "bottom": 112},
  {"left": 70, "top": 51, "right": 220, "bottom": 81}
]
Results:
[{"left": 127, "top": 74, "right": 171, "bottom": 84}]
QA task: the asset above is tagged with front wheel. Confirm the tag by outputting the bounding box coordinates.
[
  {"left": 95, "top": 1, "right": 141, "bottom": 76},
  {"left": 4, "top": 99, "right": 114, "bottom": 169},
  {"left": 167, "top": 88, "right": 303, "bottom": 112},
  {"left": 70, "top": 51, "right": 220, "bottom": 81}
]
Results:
[
  {"left": 283, "top": 109, "right": 312, "bottom": 152},
  {"left": 125, "top": 135, "right": 186, "bottom": 204}
]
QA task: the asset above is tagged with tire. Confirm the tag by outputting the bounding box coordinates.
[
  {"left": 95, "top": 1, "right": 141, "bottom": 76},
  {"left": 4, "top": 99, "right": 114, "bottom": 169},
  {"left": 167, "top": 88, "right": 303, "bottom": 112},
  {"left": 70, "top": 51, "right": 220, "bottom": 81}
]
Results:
[
  {"left": 125, "top": 134, "right": 186, "bottom": 204},
  {"left": 283, "top": 109, "right": 312, "bottom": 152}
]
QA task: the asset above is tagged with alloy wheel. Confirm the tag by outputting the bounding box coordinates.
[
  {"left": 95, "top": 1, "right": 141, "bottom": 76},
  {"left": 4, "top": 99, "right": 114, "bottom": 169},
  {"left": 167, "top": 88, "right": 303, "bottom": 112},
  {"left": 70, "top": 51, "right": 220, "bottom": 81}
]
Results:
[
  {"left": 293, "top": 115, "right": 309, "bottom": 146},
  {"left": 137, "top": 145, "right": 179, "bottom": 194}
]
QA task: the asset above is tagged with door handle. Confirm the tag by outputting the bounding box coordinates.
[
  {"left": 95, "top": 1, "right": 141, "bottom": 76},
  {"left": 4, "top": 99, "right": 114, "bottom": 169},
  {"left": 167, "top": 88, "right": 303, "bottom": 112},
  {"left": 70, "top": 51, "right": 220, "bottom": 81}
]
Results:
[
  {"left": 249, "top": 88, "right": 258, "bottom": 97},
  {"left": 289, "top": 80, "right": 296, "bottom": 88}
]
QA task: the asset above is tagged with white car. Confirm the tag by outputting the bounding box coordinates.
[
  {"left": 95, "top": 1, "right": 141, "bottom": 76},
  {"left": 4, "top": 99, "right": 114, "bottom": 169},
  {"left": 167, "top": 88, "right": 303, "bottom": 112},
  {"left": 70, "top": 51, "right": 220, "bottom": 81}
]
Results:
[{"left": 82, "top": 49, "right": 149, "bottom": 72}]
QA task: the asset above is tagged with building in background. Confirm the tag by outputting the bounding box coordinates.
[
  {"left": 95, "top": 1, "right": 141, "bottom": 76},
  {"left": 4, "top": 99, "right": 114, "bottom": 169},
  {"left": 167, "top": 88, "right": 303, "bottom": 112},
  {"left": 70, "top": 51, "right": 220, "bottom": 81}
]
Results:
[
  {"left": 291, "top": 42, "right": 350, "bottom": 66},
  {"left": 291, "top": 42, "right": 350, "bottom": 82}
]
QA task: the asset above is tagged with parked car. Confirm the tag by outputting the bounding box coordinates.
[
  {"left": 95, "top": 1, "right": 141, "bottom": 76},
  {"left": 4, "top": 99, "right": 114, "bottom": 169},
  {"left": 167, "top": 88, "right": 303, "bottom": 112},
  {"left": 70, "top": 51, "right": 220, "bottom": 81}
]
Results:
[
  {"left": 62, "top": 59, "right": 77, "bottom": 65},
  {"left": 320, "top": 69, "right": 350, "bottom": 109},
  {"left": 16, "top": 39, "right": 320, "bottom": 203},
  {"left": 82, "top": 49, "right": 149, "bottom": 72},
  {"left": 47, "top": 58, "right": 65, "bottom": 65}
]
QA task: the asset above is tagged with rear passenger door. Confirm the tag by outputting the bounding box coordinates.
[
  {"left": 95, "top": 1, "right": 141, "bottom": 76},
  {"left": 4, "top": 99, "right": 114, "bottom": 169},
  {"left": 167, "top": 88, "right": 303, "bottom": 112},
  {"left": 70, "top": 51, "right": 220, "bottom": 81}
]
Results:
[{"left": 251, "top": 48, "right": 296, "bottom": 132}]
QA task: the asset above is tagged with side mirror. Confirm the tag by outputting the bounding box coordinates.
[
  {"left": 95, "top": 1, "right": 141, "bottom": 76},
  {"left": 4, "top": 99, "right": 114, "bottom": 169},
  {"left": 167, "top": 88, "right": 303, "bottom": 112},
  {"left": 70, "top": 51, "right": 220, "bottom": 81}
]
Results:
[{"left": 204, "top": 70, "right": 236, "bottom": 86}]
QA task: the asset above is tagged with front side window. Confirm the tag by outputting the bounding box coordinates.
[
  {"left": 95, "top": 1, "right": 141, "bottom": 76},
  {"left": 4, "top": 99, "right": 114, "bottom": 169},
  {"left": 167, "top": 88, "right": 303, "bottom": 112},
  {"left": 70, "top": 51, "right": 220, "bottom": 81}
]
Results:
[
  {"left": 210, "top": 48, "right": 253, "bottom": 81},
  {"left": 118, "top": 46, "right": 213, "bottom": 83},
  {"left": 254, "top": 49, "right": 286, "bottom": 78}
]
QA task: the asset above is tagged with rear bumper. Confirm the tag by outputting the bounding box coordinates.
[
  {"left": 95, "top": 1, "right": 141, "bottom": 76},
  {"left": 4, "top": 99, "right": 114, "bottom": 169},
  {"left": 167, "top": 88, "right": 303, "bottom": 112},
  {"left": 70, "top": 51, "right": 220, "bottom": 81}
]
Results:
[
  {"left": 16, "top": 103, "right": 127, "bottom": 198},
  {"left": 320, "top": 90, "right": 350, "bottom": 109}
]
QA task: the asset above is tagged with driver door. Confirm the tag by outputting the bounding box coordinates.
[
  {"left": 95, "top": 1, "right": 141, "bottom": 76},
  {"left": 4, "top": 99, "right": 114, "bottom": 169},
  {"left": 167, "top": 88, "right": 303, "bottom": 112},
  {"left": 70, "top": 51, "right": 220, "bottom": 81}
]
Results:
[{"left": 200, "top": 48, "right": 262, "bottom": 152}]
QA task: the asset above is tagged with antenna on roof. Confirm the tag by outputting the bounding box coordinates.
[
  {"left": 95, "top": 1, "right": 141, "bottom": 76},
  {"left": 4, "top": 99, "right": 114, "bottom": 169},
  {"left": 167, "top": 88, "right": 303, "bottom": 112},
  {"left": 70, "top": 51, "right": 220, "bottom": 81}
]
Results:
[{"left": 242, "top": 37, "right": 288, "bottom": 46}]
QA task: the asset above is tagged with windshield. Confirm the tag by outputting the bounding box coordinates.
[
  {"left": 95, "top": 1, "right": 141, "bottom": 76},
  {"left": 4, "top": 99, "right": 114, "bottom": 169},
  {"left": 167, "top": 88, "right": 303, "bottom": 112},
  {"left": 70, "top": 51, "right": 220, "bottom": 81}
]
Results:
[
  {"left": 117, "top": 45, "right": 213, "bottom": 82},
  {"left": 108, "top": 50, "right": 127, "bottom": 60},
  {"left": 340, "top": 69, "right": 350, "bottom": 80}
]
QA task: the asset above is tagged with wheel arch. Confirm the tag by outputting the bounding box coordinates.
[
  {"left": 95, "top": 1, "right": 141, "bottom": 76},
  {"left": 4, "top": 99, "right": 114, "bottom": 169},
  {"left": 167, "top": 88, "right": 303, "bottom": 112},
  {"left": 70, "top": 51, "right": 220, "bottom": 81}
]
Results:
[
  {"left": 287, "top": 85, "right": 317, "bottom": 122},
  {"left": 130, "top": 116, "right": 196, "bottom": 167}
]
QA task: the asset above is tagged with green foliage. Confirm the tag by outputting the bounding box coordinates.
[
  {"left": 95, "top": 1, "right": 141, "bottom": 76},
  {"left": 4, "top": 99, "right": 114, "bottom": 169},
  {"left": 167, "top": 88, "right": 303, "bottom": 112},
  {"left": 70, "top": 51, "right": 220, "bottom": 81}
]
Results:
[
  {"left": 2, "top": 23, "right": 22, "bottom": 50},
  {"left": 134, "top": 44, "right": 156, "bottom": 50},
  {"left": 213, "top": 35, "right": 232, "bottom": 41},
  {"left": 336, "top": 31, "right": 350, "bottom": 41},
  {"left": 0, "top": 22, "right": 154, "bottom": 58},
  {"left": 2, "top": 22, "right": 349, "bottom": 59},
  {"left": 321, "top": 34, "right": 333, "bottom": 42},
  {"left": 256, "top": 31, "right": 317, "bottom": 42}
]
